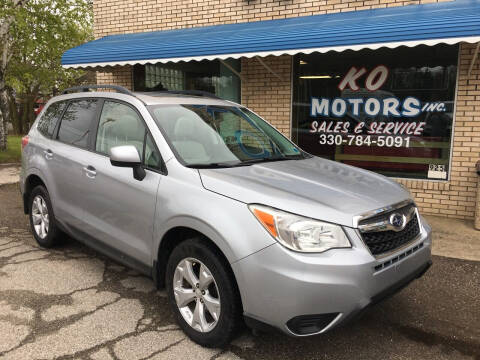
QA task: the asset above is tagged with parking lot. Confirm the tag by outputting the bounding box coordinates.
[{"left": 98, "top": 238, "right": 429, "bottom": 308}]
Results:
[{"left": 0, "top": 182, "right": 479, "bottom": 360}]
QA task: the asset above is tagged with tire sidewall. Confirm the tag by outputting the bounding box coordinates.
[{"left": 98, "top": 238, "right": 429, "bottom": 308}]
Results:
[
  {"left": 166, "top": 239, "right": 240, "bottom": 347},
  {"left": 29, "top": 185, "right": 58, "bottom": 248}
]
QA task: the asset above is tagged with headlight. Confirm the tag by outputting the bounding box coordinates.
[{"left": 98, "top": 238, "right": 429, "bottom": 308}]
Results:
[{"left": 248, "top": 204, "right": 351, "bottom": 253}]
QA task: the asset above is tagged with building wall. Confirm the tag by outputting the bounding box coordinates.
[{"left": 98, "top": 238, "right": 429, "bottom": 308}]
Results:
[
  {"left": 94, "top": 0, "right": 480, "bottom": 220},
  {"left": 93, "top": 0, "right": 451, "bottom": 39},
  {"left": 97, "top": 66, "right": 132, "bottom": 90},
  {"left": 95, "top": 0, "right": 451, "bottom": 138},
  {"left": 241, "top": 56, "right": 291, "bottom": 137}
]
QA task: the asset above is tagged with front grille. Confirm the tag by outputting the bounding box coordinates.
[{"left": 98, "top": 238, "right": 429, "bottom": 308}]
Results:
[{"left": 360, "top": 205, "right": 420, "bottom": 256}]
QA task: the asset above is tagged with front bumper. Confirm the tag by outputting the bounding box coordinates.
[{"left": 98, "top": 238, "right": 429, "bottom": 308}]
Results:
[{"left": 232, "top": 219, "right": 432, "bottom": 336}]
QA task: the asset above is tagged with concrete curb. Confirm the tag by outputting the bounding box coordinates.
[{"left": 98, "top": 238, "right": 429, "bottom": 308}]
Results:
[
  {"left": 0, "top": 181, "right": 19, "bottom": 186},
  {"left": 0, "top": 165, "right": 20, "bottom": 187}
]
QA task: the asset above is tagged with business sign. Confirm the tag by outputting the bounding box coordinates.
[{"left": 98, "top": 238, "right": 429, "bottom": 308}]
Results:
[
  {"left": 292, "top": 46, "right": 458, "bottom": 180},
  {"left": 308, "top": 65, "right": 449, "bottom": 149}
]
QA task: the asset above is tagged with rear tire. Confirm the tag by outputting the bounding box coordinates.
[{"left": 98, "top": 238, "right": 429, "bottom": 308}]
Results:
[
  {"left": 165, "top": 238, "right": 242, "bottom": 347},
  {"left": 29, "top": 185, "right": 62, "bottom": 248}
]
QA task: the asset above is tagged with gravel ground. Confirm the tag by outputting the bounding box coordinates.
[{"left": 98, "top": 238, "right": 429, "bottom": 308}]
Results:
[{"left": 0, "top": 183, "right": 479, "bottom": 360}]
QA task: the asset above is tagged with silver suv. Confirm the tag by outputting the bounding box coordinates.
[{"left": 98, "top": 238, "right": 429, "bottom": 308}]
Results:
[{"left": 20, "top": 85, "right": 432, "bottom": 347}]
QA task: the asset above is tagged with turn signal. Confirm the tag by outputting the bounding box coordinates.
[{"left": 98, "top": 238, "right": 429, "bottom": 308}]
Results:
[{"left": 251, "top": 207, "right": 278, "bottom": 238}]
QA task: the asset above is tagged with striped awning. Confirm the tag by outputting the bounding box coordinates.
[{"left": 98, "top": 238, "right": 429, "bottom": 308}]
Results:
[{"left": 62, "top": 0, "right": 480, "bottom": 68}]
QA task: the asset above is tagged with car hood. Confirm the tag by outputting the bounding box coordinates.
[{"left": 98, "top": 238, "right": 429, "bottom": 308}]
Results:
[{"left": 199, "top": 157, "right": 411, "bottom": 227}]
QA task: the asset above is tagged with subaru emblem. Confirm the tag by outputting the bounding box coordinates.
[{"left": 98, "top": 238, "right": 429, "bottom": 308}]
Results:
[{"left": 389, "top": 213, "right": 406, "bottom": 231}]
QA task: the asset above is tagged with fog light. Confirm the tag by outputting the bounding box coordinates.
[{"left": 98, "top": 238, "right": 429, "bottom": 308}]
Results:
[{"left": 286, "top": 313, "right": 339, "bottom": 335}]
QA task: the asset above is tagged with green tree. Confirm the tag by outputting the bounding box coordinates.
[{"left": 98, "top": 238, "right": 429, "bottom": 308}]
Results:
[
  {"left": 0, "top": 0, "right": 92, "bottom": 148},
  {"left": 0, "top": 0, "right": 28, "bottom": 150}
]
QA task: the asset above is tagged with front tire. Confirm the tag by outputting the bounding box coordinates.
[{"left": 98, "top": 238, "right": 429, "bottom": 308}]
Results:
[
  {"left": 29, "top": 185, "right": 62, "bottom": 248},
  {"left": 166, "top": 238, "right": 242, "bottom": 347}
]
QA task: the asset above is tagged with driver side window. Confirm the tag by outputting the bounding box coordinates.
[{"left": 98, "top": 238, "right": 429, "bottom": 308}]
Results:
[{"left": 96, "top": 101, "right": 162, "bottom": 170}]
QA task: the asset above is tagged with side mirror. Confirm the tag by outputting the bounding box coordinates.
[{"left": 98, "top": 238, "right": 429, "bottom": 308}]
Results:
[{"left": 109, "top": 145, "right": 146, "bottom": 181}]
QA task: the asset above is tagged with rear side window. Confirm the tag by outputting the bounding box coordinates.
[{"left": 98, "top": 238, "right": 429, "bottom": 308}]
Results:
[
  {"left": 57, "top": 99, "right": 98, "bottom": 149},
  {"left": 37, "top": 101, "right": 66, "bottom": 138}
]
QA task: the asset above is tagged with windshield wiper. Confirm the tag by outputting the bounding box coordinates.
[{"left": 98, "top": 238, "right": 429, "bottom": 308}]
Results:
[
  {"left": 238, "top": 154, "right": 307, "bottom": 165},
  {"left": 185, "top": 154, "right": 310, "bottom": 169},
  {"left": 284, "top": 153, "right": 310, "bottom": 159},
  {"left": 185, "top": 162, "right": 239, "bottom": 169}
]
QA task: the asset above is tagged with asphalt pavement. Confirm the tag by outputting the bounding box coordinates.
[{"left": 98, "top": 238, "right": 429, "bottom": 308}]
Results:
[{"left": 0, "top": 183, "right": 479, "bottom": 360}]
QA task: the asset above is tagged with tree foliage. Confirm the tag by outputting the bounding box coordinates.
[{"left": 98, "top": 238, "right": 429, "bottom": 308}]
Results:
[
  {"left": 0, "top": 0, "right": 28, "bottom": 150},
  {"left": 8, "top": 0, "right": 92, "bottom": 95},
  {"left": 0, "top": 0, "right": 93, "bottom": 144}
]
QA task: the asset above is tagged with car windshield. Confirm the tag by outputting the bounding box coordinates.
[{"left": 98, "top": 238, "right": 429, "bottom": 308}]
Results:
[{"left": 148, "top": 104, "right": 308, "bottom": 168}]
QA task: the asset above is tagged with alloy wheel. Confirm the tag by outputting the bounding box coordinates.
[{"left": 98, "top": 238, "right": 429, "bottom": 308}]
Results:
[
  {"left": 31, "top": 195, "right": 49, "bottom": 239},
  {"left": 173, "top": 257, "right": 221, "bottom": 333}
]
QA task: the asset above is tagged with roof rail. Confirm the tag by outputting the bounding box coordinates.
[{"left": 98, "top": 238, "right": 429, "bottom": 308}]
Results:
[
  {"left": 154, "top": 90, "right": 221, "bottom": 99},
  {"left": 62, "top": 84, "right": 135, "bottom": 96}
]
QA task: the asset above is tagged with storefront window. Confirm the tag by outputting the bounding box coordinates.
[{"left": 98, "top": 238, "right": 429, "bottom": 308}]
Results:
[
  {"left": 133, "top": 59, "right": 240, "bottom": 103},
  {"left": 292, "top": 45, "right": 458, "bottom": 180}
]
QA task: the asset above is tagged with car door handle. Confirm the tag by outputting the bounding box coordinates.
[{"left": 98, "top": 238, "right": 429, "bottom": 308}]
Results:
[
  {"left": 44, "top": 149, "right": 53, "bottom": 160},
  {"left": 83, "top": 166, "right": 97, "bottom": 179}
]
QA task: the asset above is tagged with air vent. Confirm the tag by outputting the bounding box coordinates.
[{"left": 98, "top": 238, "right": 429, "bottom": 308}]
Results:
[{"left": 374, "top": 242, "right": 424, "bottom": 272}]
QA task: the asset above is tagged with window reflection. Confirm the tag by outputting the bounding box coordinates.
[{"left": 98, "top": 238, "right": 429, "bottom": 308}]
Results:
[
  {"left": 57, "top": 99, "right": 98, "bottom": 149},
  {"left": 133, "top": 59, "right": 241, "bottom": 103}
]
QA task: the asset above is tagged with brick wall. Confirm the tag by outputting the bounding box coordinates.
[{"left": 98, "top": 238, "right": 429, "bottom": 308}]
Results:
[
  {"left": 97, "top": 65, "right": 132, "bottom": 90},
  {"left": 241, "top": 56, "right": 291, "bottom": 137},
  {"left": 93, "top": 0, "right": 451, "bottom": 39},
  {"left": 94, "top": 0, "right": 480, "bottom": 220}
]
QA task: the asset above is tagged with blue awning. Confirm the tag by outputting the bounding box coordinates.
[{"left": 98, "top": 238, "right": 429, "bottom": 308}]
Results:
[{"left": 62, "top": 0, "right": 480, "bottom": 68}]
